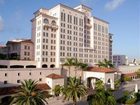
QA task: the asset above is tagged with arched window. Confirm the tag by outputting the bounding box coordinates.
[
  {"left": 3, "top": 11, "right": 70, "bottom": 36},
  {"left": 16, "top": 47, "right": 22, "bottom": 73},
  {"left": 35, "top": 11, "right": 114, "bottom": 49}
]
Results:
[
  {"left": 26, "top": 65, "right": 36, "bottom": 68},
  {"left": 51, "top": 20, "right": 56, "bottom": 25},
  {"left": 107, "top": 79, "right": 111, "bottom": 83},
  {"left": 10, "top": 65, "right": 24, "bottom": 68},
  {"left": 0, "top": 65, "right": 7, "bottom": 68},
  {"left": 44, "top": 18, "right": 49, "bottom": 24},
  {"left": 50, "top": 64, "right": 55, "bottom": 68},
  {"left": 42, "top": 64, "right": 48, "bottom": 68}
]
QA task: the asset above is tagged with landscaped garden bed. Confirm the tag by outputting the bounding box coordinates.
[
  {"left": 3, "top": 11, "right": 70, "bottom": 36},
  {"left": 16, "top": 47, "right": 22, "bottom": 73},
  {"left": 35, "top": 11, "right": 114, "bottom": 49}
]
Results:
[{"left": 117, "top": 91, "right": 140, "bottom": 105}]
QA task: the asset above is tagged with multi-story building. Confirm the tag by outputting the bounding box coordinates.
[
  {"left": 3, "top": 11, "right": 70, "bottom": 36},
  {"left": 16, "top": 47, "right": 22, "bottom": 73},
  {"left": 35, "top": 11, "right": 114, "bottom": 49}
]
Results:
[
  {"left": 6, "top": 39, "right": 34, "bottom": 60},
  {"left": 92, "top": 17, "right": 110, "bottom": 64},
  {"left": 31, "top": 4, "right": 112, "bottom": 68},
  {"left": 113, "top": 55, "right": 128, "bottom": 67},
  {"left": 0, "top": 45, "right": 7, "bottom": 55}
]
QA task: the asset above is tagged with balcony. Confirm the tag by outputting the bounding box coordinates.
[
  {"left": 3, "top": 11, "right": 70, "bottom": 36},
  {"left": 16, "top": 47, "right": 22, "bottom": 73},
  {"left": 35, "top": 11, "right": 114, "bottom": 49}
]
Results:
[
  {"left": 43, "top": 23, "right": 51, "bottom": 28},
  {"left": 51, "top": 24, "right": 58, "bottom": 29},
  {"left": 43, "top": 23, "right": 58, "bottom": 30},
  {"left": 85, "top": 23, "right": 92, "bottom": 28}
]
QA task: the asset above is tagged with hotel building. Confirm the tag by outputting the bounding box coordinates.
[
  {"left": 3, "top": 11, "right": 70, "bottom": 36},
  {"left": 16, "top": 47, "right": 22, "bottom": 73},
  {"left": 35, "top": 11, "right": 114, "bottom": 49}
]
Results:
[
  {"left": 0, "top": 4, "right": 115, "bottom": 91},
  {"left": 31, "top": 4, "right": 112, "bottom": 68}
]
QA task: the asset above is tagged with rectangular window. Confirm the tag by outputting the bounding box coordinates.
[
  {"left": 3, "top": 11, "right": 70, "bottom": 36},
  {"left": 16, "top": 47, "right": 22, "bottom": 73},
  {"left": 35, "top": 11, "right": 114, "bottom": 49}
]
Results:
[
  {"left": 28, "top": 46, "right": 30, "bottom": 50},
  {"left": 24, "top": 46, "right": 27, "bottom": 49},
  {"left": 61, "top": 12, "right": 63, "bottom": 21},
  {"left": 18, "top": 73, "right": 20, "bottom": 76},
  {"left": 17, "top": 80, "right": 20, "bottom": 83},
  {"left": 24, "top": 52, "right": 26, "bottom": 56},
  {"left": 4, "top": 81, "right": 7, "bottom": 84},
  {"left": 5, "top": 73, "right": 7, "bottom": 77},
  {"left": 29, "top": 72, "right": 31, "bottom": 75},
  {"left": 94, "top": 23, "right": 97, "bottom": 30},
  {"left": 39, "top": 78, "right": 42, "bottom": 81}
]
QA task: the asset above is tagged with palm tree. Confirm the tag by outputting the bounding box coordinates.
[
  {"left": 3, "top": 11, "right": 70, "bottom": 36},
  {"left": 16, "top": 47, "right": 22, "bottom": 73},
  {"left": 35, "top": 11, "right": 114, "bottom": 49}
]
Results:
[
  {"left": 95, "top": 80, "right": 104, "bottom": 90},
  {"left": 98, "top": 59, "right": 114, "bottom": 68},
  {"left": 11, "top": 79, "right": 48, "bottom": 105},
  {"left": 64, "top": 58, "right": 74, "bottom": 77},
  {"left": 53, "top": 85, "right": 62, "bottom": 99},
  {"left": 79, "top": 63, "right": 88, "bottom": 81},
  {"left": 87, "top": 80, "right": 116, "bottom": 105},
  {"left": 104, "top": 90, "right": 116, "bottom": 105},
  {"left": 63, "top": 77, "right": 87, "bottom": 105},
  {"left": 87, "top": 90, "right": 105, "bottom": 105},
  {"left": 87, "top": 90, "right": 116, "bottom": 105}
]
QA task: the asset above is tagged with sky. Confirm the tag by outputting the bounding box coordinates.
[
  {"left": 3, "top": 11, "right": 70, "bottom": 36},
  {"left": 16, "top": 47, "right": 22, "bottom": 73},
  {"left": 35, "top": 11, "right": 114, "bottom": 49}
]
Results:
[{"left": 0, "top": 0, "right": 140, "bottom": 59}]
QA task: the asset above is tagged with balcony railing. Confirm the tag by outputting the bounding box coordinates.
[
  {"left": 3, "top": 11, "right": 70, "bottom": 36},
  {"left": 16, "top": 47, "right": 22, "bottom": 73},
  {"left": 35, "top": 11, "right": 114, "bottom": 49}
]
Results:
[{"left": 43, "top": 23, "right": 58, "bottom": 29}]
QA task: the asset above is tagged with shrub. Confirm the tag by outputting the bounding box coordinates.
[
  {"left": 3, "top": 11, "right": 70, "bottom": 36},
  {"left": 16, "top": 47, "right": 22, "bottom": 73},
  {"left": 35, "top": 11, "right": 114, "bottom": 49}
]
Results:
[
  {"left": 123, "top": 76, "right": 132, "bottom": 82},
  {"left": 115, "top": 79, "right": 121, "bottom": 89},
  {"left": 125, "top": 97, "right": 137, "bottom": 104}
]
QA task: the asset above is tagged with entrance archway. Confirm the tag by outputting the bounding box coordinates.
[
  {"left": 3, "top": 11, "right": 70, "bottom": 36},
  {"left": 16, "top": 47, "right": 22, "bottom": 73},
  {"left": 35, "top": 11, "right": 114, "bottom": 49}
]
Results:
[
  {"left": 106, "top": 78, "right": 113, "bottom": 89},
  {"left": 87, "top": 77, "right": 102, "bottom": 89},
  {"left": 83, "top": 71, "right": 115, "bottom": 89}
]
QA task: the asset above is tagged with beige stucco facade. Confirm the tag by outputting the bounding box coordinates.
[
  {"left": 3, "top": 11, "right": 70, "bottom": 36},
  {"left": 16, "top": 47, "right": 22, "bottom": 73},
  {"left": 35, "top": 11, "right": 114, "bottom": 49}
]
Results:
[
  {"left": 31, "top": 4, "right": 112, "bottom": 68},
  {"left": 0, "top": 67, "right": 61, "bottom": 88},
  {"left": 6, "top": 39, "right": 34, "bottom": 60}
]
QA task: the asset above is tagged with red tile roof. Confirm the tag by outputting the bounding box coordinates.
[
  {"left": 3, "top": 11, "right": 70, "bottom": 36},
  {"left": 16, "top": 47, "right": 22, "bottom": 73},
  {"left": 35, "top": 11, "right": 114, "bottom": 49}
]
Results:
[
  {"left": 123, "top": 73, "right": 137, "bottom": 77},
  {"left": 0, "top": 83, "right": 50, "bottom": 96},
  {"left": 0, "top": 86, "right": 20, "bottom": 96},
  {"left": 87, "top": 67, "right": 116, "bottom": 73},
  {"left": 0, "top": 45, "right": 6, "bottom": 48},
  {"left": 46, "top": 73, "right": 64, "bottom": 79},
  {"left": 36, "top": 83, "right": 51, "bottom": 90}
]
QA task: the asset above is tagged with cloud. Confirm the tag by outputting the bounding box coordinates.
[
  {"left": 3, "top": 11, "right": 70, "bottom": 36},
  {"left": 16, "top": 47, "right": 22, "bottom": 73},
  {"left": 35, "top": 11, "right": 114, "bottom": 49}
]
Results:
[
  {"left": 0, "top": 16, "right": 4, "bottom": 31},
  {"left": 105, "top": 0, "right": 125, "bottom": 11}
]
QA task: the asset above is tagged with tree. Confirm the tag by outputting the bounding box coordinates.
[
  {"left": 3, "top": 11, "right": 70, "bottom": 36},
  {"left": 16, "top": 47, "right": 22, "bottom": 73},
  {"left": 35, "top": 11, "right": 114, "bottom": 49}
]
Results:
[
  {"left": 63, "top": 77, "right": 87, "bottom": 105},
  {"left": 53, "top": 85, "right": 62, "bottom": 98},
  {"left": 98, "top": 59, "right": 114, "bottom": 68},
  {"left": 104, "top": 90, "right": 116, "bottom": 105},
  {"left": 87, "top": 79, "right": 116, "bottom": 105},
  {"left": 87, "top": 90, "right": 105, "bottom": 105},
  {"left": 95, "top": 80, "right": 104, "bottom": 90},
  {"left": 123, "top": 76, "right": 132, "bottom": 82},
  {"left": 64, "top": 58, "right": 74, "bottom": 77},
  {"left": 114, "top": 79, "right": 121, "bottom": 89},
  {"left": 87, "top": 90, "right": 116, "bottom": 105},
  {"left": 11, "top": 79, "right": 48, "bottom": 105},
  {"left": 135, "top": 69, "right": 140, "bottom": 78}
]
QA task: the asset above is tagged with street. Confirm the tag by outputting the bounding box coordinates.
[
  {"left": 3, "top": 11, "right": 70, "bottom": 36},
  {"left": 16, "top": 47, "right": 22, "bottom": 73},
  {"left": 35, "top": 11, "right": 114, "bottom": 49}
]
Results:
[{"left": 114, "top": 79, "right": 140, "bottom": 105}]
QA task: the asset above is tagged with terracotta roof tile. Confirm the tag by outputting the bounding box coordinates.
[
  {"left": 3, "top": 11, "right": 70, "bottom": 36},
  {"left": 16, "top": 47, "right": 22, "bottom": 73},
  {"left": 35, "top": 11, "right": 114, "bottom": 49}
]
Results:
[
  {"left": 123, "top": 73, "right": 137, "bottom": 77},
  {"left": 36, "top": 83, "right": 51, "bottom": 90},
  {"left": 87, "top": 67, "right": 116, "bottom": 73},
  {"left": 46, "top": 73, "right": 64, "bottom": 79}
]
